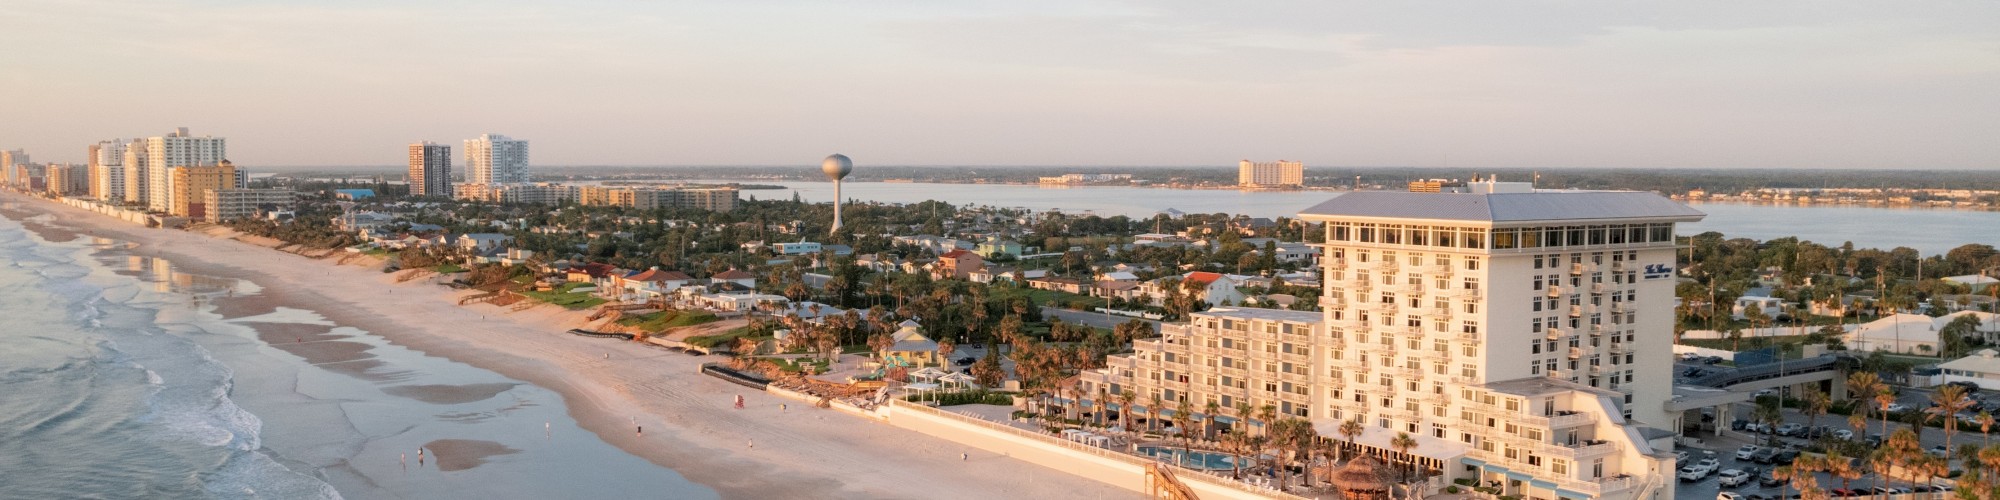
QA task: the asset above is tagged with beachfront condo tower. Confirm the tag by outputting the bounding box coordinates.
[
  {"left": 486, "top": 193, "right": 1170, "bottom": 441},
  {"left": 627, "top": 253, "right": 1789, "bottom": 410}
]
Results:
[
  {"left": 1238, "top": 159, "right": 1304, "bottom": 188},
  {"left": 145, "top": 127, "right": 228, "bottom": 213},
  {"left": 408, "top": 142, "right": 452, "bottom": 196},
  {"left": 465, "top": 134, "right": 529, "bottom": 185},
  {"left": 1081, "top": 178, "right": 1703, "bottom": 500},
  {"left": 121, "top": 139, "right": 149, "bottom": 206}
]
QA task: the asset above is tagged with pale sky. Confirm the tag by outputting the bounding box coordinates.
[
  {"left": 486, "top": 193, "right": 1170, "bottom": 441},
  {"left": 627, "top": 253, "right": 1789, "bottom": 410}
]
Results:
[{"left": 3, "top": 1, "right": 1996, "bottom": 169}]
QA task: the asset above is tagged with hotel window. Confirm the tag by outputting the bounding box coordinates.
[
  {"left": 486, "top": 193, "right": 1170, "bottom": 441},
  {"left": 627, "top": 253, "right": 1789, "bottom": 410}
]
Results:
[
  {"left": 1434, "top": 229, "right": 1455, "bottom": 248},
  {"left": 1464, "top": 231, "right": 1485, "bottom": 249},
  {"left": 1411, "top": 228, "right": 1429, "bottom": 246},
  {"left": 1461, "top": 363, "right": 1477, "bottom": 377}
]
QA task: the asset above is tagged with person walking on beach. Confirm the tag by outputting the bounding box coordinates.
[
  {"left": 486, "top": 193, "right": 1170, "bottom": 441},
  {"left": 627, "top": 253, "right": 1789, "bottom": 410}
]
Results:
[
  {"left": 637, "top": 425, "right": 643, "bottom": 436},
  {"left": 747, "top": 439, "right": 754, "bottom": 449}
]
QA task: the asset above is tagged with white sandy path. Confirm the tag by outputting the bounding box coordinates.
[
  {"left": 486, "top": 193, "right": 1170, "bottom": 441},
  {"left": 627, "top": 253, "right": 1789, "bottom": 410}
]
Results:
[{"left": 6, "top": 193, "right": 1137, "bottom": 500}]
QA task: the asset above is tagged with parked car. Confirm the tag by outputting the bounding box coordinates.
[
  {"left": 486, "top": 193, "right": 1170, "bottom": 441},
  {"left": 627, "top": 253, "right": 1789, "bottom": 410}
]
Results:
[
  {"left": 1731, "top": 418, "right": 1750, "bottom": 431},
  {"left": 1944, "top": 381, "right": 1980, "bottom": 392},
  {"left": 1676, "top": 451, "right": 1691, "bottom": 464},
  {"left": 1749, "top": 448, "right": 1777, "bottom": 464},
  {"left": 954, "top": 357, "right": 974, "bottom": 366},
  {"left": 1887, "top": 403, "right": 1910, "bottom": 413},
  {"left": 1775, "top": 423, "right": 1805, "bottom": 436},
  {"left": 1832, "top": 429, "right": 1854, "bottom": 440},
  {"left": 1718, "top": 469, "right": 1753, "bottom": 487},
  {"left": 1718, "top": 492, "right": 1745, "bottom": 500},
  {"left": 1771, "top": 449, "right": 1800, "bottom": 465},
  {"left": 1758, "top": 469, "right": 1783, "bottom": 487},
  {"left": 1680, "top": 466, "right": 1711, "bottom": 482},
  {"left": 1929, "top": 445, "right": 1950, "bottom": 457},
  {"left": 1736, "top": 445, "right": 1763, "bottom": 460}
]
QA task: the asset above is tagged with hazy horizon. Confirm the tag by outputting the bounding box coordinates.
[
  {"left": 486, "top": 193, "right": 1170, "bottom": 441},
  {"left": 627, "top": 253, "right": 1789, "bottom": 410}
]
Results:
[{"left": 4, "top": 1, "right": 1996, "bottom": 170}]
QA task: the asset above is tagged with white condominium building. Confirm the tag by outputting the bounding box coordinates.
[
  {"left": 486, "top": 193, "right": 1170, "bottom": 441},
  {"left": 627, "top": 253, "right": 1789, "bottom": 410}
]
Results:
[
  {"left": 1238, "top": 159, "right": 1304, "bottom": 187},
  {"left": 90, "top": 140, "right": 127, "bottom": 201},
  {"left": 145, "top": 127, "right": 228, "bottom": 212},
  {"left": 122, "top": 139, "right": 149, "bottom": 205},
  {"left": 1082, "top": 180, "right": 1703, "bottom": 500},
  {"left": 464, "top": 134, "right": 529, "bottom": 185}
]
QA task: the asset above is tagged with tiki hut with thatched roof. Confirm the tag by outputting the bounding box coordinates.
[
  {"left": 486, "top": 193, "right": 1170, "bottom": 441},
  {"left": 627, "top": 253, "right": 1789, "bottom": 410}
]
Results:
[{"left": 1327, "top": 455, "right": 1394, "bottom": 500}]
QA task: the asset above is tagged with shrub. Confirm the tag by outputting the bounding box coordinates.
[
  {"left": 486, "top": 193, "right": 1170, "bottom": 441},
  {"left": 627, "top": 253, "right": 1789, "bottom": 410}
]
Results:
[{"left": 907, "top": 390, "right": 1015, "bottom": 406}]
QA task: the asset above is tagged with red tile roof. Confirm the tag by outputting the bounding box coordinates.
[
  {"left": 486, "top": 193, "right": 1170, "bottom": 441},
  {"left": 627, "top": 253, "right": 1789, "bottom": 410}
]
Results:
[
  {"left": 712, "top": 269, "right": 755, "bottom": 280},
  {"left": 1184, "top": 272, "right": 1223, "bottom": 285},
  {"left": 940, "top": 249, "right": 976, "bottom": 259},
  {"left": 628, "top": 268, "right": 693, "bottom": 282}
]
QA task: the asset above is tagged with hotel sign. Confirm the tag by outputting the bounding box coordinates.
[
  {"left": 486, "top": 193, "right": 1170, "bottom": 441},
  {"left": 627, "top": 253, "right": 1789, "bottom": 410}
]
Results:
[{"left": 1643, "top": 264, "right": 1673, "bottom": 280}]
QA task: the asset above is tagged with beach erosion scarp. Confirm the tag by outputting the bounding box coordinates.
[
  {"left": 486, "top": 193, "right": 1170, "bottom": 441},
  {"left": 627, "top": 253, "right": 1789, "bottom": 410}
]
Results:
[{"left": 0, "top": 191, "right": 1137, "bottom": 500}]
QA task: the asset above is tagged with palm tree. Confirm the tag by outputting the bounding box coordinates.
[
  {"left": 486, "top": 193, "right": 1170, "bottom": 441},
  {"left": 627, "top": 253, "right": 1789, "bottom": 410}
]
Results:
[
  {"left": 1390, "top": 432, "right": 1419, "bottom": 484},
  {"left": 1928, "top": 385, "right": 1976, "bottom": 456},
  {"left": 1173, "top": 398, "right": 1195, "bottom": 456},
  {"left": 1820, "top": 450, "right": 1863, "bottom": 498},
  {"left": 1802, "top": 387, "right": 1831, "bottom": 440},
  {"left": 1267, "top": 419, "right": 1302, "bottom": 490},
  {"left": 1774, "top": 460, "right": 1821, "bottom": 500},
  {"left": 1977, "top": 411, "right": 1994, "bottom": 445},
  {"left": 1117, "top": 391, "right": 1137, "bottom": 437},
  {"left": 1234, "top": 402, "right": 1254, "bottom": 438},
  {"left": 1256, "top": 404, "right": 1277, "bottom": 438},
  {"left": 1847, "top": 371, "right": 1884, "bottom": 426},
  {"left": 1753, "top": 399, "right": 1786, "bottom": 447},
  {"left": 1147, "top": 394, "right": 1164, "bottom": 434},
  {"left": 1203, "top": 401, "right": 1222, "bottom": 441},
  {"left": 1337, "top": 418, "right": 1365, "bottom": 461},
  {"left": 1875, "top": 388, "right": 1899, "bottom": 443}
]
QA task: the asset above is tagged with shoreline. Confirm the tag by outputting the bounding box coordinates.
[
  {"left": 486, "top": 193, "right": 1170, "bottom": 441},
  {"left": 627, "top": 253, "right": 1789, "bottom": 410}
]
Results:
[{"left": 0, "top": 192, "right": 1133, "bottom": 500}]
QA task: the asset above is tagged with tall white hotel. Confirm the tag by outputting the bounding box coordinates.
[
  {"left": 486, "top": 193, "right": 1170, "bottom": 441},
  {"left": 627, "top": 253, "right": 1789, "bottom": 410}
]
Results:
[
  {"left": 144, "top": 127, "right": 227, "bottom": 212},
  {"left": 1081, "top": 179, "right": 1703, "bottom": 500},
  {"left": 464, "top": 134, "right": 529, "bottom": 185}
]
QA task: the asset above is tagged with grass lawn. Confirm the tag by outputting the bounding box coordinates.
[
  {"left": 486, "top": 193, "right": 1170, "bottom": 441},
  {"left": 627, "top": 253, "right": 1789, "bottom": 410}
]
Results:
[
  {"left": 1023, "top": 289, "right": 1106, "bottom": 310},
  {"left": 616, "top": 309, "right": 719, "bottom": 332},
  {"left": 686, "top": 326, "right": 765, "bottom": 348},
  {"left": 434, "top": 263, "right": 467, "bottom": 274},
  {"left": 771, "top": 357, "right": 832, "bottom": 373},
  {"left": 362, "top": 247, "right": 390, "bottom": 256},
  {"left": 520, "top": 285, "right": 606, "bottom": 310}
]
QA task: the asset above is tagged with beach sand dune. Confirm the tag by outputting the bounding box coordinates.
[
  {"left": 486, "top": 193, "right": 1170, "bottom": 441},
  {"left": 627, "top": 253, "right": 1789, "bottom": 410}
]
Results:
[{"left": 2, "top": 193, "right": 1137, "bottom": 500}]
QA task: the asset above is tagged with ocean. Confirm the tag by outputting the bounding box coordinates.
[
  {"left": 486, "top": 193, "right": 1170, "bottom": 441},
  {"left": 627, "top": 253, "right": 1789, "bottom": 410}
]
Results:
[{"left": 0, "top": 209, "right": 714, "bottom": 499}]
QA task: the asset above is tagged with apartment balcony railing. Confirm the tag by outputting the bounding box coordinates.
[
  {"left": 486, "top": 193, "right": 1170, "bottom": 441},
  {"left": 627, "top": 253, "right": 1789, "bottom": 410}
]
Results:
[
  {"left": 1325, "top": 258, "right": 1348, "bottom": 270},
  {"left": 1424, "top": 305, "right": 1453, "bottom": 319},
  {"left": 1363, "top": 260, "right": 1399, "bottom": 272},
  {"left": 1319, "top": 296, "right": 1345, "bottom": 309},
  {"left": 1546, "top": 286, "right": 1565, "bottom": 298},
  {"left": 1591, "top": 283, "right": 1609, "bottom": 294},
  {"left": 1277, "top": 352, "right": 1308, "bottom": 364},
  {"left": 1610, "top": 261, "right": 1627, "bottom": 272},
  {"left": 1589, "top": 365, "right": 1605, "bottom": 376},
  {"left": 1443, "top": 287, "right": 1482, "bottom": 299},
  {"left": 1417, "top": 263, "right": 1452, "bottom": 275},
  {"left": 1570, "top": 262, "right": 1592, "bottom": 275},
  {"left": 1545, "top": 328, "right": 1566, "bottom": 340},
  {"left": 1568, "top": 305, "right": 1585, "bottom": 318},
  {"left": 1456, "top": 331, "right": 1482, "bottom": 343},
  {"left": 1609, "top": 343, "right": 1631, "bottom": 355},
  {"left": 1590, "top": 324, "right": 1608, "bottom": 336},
  {"left": 1568, "top": 347, "right": 1585, "bottom": 359}
]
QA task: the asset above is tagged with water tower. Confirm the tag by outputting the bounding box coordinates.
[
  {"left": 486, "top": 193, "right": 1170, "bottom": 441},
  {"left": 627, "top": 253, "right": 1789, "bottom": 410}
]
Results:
[{"left": 821, "top": 154, "right": 852, "bottom": 234}]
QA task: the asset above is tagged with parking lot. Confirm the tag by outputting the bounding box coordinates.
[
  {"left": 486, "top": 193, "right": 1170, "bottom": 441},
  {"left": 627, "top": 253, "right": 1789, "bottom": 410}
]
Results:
[{"left": 1673, "top": 383, "right": 1994, "bottom": 499}]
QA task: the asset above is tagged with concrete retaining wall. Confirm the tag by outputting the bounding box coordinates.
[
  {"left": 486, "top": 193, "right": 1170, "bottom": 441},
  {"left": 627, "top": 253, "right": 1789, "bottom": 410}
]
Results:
[{"left": 882, "top": 400, "right": 1304, "bottom": 500}]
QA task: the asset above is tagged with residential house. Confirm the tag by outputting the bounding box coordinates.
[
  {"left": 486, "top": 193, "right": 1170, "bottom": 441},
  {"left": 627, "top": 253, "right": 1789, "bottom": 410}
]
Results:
[
  {"left": 775, "top": 241, "right": 822, "bottom": 255},
  {"left": 711, "top": 269, "right": 756, "bottom": 289},
  {"left": 1944, "top": 274, "right": 2000, "bottom": 294},
  {"left": 1845, "top": 311, "right": 2000, "bottom": 355},
  {"left": 881, "top": 319, "right": 942, "bottom": 368},
  {"left": 934, "top": 249, "right": 985, "bottom": 279},
  {"left": 1026, "top": 276, "right": 1088, "bottom": 294},
  {"left": 974, "top": 236, "right": 1023, "bottom": 258},
  {"left": 456, "top": 233, "right": 514, "bottom": 254},
  {"left": 566, "top": 263, "right": 619, "bottom": 290},
  {"left": 1732, "top": 296, "right": 1788, "bottom": 320},
  {"left": 619, "top": 268, "right": 696, "bottom": 302},
  {"left": 1135, "top": 271, "right": 1247, "bottom": 307}
]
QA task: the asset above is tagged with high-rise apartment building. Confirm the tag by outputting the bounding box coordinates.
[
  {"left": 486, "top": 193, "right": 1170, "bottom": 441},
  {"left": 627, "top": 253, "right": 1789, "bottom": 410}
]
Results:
[
  {"left": 2, "top": 149, "right": 29, "bottom": 186},
  {"left": 90, "top": 140, "right": 128, "bottom": 201},
  {"left": 168, "top": 161, "right": 238, "bottom": 218},
  {"left": 1082, "top": 179, "right": 1703, "bottom": 500},
  {"left": 146, "top": 127, "right": 228, "bottom": 212},
  {"left": 575, "top": 185, "right": 739, "bottom": 211},
  {"left": 204, "top": 189, "right": 296, "bottom": 223},
  {"left": 122, "top": 139, "right": 150, "bottom": 205},
  {"left": 464, "top": 134, "right": 528, "bottom": 185},
  {"left": 45, "top": 164, "right": 90, "bottom": 196},
  {"left": 1238, "top": 159, "right": 1304, "bottom": 187},
  {"left": 408, "top": 142, "right": 452, "bottom": 196}
]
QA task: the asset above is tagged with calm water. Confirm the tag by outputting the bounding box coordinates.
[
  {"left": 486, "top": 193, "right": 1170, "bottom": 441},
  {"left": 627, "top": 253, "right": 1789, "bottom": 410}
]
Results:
[
  {"left": 730, "top": 181, "right": 2000, "bottom": 255},
  {"left": 0, "top": 210, "right": 715, "bottom": 499}
]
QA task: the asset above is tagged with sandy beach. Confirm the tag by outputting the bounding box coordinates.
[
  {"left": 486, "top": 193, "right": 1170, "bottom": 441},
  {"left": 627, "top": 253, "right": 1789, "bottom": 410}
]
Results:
[{"left": 1, "top": 192, "right": 1135, "bottom": 500}]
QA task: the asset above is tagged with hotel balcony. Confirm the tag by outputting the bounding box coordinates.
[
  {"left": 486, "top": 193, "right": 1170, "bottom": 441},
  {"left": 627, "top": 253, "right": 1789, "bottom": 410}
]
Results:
[
  {"left": 1319, "top": 296, "right": 1345, "bottom": 309},
  {"left": 1546, "top": 285, "right": 1565, "bottom": 298},
  {"left": 1442, "top": 287, "right": 1482, "bottom": 299},
  {"left": 1450, "top": 375, "right": 1478, "bottom": 385},
  {"left": 1610, "top": 261, "right": 1628, "bottom": 272},
  {"left": 1545, "top": 328, "right": 1566, "bottom": 340},
  {"left": 1611, "top": 303, "right": 1631, "bottom": 314},
  {"left": 1570, "top": 262, "right": 1592, "bottom": 275},
  {"left": 1417, "top": 263, "right": 1452, "bottom": 275},
  {"left": 1568, "top": 305, "right": 1585, "bottom": 317},
  {"left": 1568, "top": 347, "right": 1584, "bottom": 359},
  {"left": 1387, "top": 282, "right": 1422, "bottom": 296},
  {"left": 1277, "top": 371, "right": 1308, "bottom": 384},
  {"left": 1359, "top": 343, "right": 1393, "bottom": 355},
  {"left": 1426, "top": 391, "right": 1452, "bottom": 406},
  {"left": 1520, "top": 410, "right": 1596, "bottom": 429},
  {"left": 1589, "top": 365, "right": 1605, "bottom": 376},
  {"left": 1325, "top": 338, "right": 1347, "bottom": 350},
  {"left": 1609, "top": 343, "right": 1631, "bottom": 354},
  {"left": 1249, "top": 329, "right": 1279, "bottom": 342},
  {"left": 1589, "top": 324, "right": 1608, "bottom": 336},
  {"left": 1550, "top": 370, "right": 1572, "bottom": 379},
  {"left": 1325, "top": 258, "right": 1348, "bottom": 271},
  {"left": 1423, "top": 305, "right": 1453, "bottom": 319},
  {"left": 1363, "top": 260, "right": 1398, "bottom": 272},
  {"left": 1455, "top": 331, "right": 1482, "bottom": 343},
  {"left": 1552, "top": 440, "right": 1621, "bottom": 460},
  {"left": 1369, "top": 302, "right": 1400, "bottom": 315},
  {"left": 1389, "top": 366, "right": 1421, "bottom": 380},
  {"left": 1329, "top": 317, "right": 1362, "bottom": 330},
  {"left": 1591, "top": 283, "right": 1609, "bottom": 294},
  {"left": 1278, "top": 351, "right": 1308, "bottom": 364},
  {"left": 1193, "top": 344, "right": 1219, "bottom": 356}
]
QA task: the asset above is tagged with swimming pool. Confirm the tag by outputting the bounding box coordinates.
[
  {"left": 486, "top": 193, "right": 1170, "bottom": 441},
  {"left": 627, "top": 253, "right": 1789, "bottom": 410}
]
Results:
[{"left": 1136, "top": 446, "right": 1238, "bottom": 471}]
